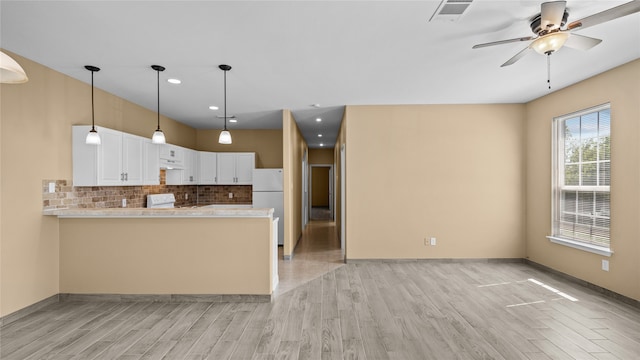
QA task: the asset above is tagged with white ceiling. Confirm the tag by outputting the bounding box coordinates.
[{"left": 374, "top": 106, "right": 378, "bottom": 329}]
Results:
[{"left": 2, "top": 1, "right": 639, "bottom": 149}]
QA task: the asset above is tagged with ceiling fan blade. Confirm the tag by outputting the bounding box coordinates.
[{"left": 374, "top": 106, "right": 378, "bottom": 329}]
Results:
[
  {"left": 564, "top": 33, "right": 603, "bottom": 51},
  {"left": 541, "top": 1, "right": 567, "bottom": 31},
  {"left": 501, "top": 47, "right": 532, "bottom": 67},
  {"left": 472, "top": 36, "right": 534, "bottom": 49},
  {"left": 568, "top": 0, "right": 640, "bottom": 31}
]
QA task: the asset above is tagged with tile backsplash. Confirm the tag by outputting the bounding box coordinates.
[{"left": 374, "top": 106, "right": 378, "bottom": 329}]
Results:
[{"left": 43, "top": 170, "right": 252, "bottom": 211}]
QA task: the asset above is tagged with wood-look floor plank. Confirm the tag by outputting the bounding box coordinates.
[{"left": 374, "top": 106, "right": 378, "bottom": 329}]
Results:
[
  {"left": 186, "top": 304, "right": 235, "bottom": 358},
  {"left": 530, "top": 339, "right": 574, "bottom": 360},
  {"left": 297, "top": 328, "right": 322, "bottom": 360},
  {"left": 3, "top": 259, "right": 640, "bottom": 360},
  {"left": 122, "top": 303, "right": 190, "bottom": 356}
]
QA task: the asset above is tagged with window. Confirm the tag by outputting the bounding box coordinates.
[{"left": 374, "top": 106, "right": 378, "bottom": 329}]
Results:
[{"left": 550, "top": 104, "right": 611, "bottom": 255}]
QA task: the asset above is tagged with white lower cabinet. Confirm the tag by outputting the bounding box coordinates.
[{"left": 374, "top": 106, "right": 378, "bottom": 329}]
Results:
[{"left": 72, "top": 126, "right": 145, "bottom": 186}]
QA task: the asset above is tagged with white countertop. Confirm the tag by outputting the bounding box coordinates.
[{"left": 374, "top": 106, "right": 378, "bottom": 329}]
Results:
[{"left": 43, "top": 207, "right": 274, "bottom": 219}]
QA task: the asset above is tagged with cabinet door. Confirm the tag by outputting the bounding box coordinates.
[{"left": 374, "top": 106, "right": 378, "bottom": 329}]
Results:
[
  {"left": 143, "top": 140, "right": 160, "bottom": 185},
  {"left": 199, "top": 152, "right": 217, "bottom": 185},
  {"left": 183, "top": 149, "right": 199, "bottom": 184},
  {"left": 216, "top": 153, "right": 236, "bottom": 184},
  {"left": 97, "top": 129, "right": 124, "bottom": 186},
  {"left": 235, "top": 153, "right": 255, "bottom": 184},
  {"left": 122, "top": 134, "right": 144, "bottom": 185}
]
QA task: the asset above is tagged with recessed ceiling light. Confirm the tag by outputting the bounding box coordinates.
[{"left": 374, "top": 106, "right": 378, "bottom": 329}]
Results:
[
  {"left": 320, "top": 143, "right": 324, "bottom": 147},
  {"left": 167, "top": 78, "right": 181, "bottom": 84},
  {"left": 229, "top": 118, "right": 237, "bottom": 123},
  {"left": 209, "top": 105, "right": 219, "bottom": 110},
  {"left": 316, "top": 118, "right": 322, "bottom": 122},
  {"left": 318, "top": 134, "right": 323, "bottom": 137},
  {"left": 311, "top": 104, "right": 321, "bottom": 108}
]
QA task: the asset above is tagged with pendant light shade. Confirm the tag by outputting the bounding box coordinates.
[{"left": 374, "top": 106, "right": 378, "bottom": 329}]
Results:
[
  {"left": 84, "top": 65, "right": 101, "bottom": 145},
  {"left": 0, "top": 51, "right": 28, "bottom": 84},
  {"left": 218, "top": 64, "right": 232, "bottom": 145},
  {"left": 151, "top": 65, "right": 166, "bottom": 144},
  {"left": 218, "top": 130, "right": 232, "bottom": 144}
]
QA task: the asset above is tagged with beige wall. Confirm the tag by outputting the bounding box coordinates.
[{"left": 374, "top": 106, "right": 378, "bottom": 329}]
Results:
[
  {"left": 282, "top": 110, "right": 308, "bottom": 257},
  {"left": 0, "top": 51, "right": 194, "bottom": 317},
  {"left": 344, "top": 104, "right": 526, "bottom": 259},
  {"left": 525, "top": 59, "right": 640, "bottom": 301},
  {"left": 309, "top": 149, "right": 333, "bottom": 165},
  {"left": 334, "top": 115, "right": 346, "bottom": 248},
  {"left": 59, "top": 217, "right": 273, "bottom": 295},
  {"left": 196, "top": 129, "right": 283, "bottom": 168}
]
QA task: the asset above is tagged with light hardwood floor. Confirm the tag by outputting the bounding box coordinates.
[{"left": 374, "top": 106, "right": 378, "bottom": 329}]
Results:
[{"left": 2, "top": 222, "right": 639, "bottom": 359}]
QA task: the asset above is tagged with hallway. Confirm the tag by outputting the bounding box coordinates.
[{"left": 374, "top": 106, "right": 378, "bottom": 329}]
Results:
[{"left": 275, "top": 219, "right": 344, "bottom": 296}]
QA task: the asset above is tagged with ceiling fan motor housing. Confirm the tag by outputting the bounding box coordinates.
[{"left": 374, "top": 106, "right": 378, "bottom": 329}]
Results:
[{"left": 530, "top": 10, "right": 569, "bottom": 35}]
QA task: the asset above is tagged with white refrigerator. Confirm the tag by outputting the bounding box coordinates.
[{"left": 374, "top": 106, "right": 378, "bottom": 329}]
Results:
[{"left": 253, "top": 169, "right": 284, "bottom": 245}]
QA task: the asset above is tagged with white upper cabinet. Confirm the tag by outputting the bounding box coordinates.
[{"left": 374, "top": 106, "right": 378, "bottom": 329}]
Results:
[
  {"left": 216, "top": 152, "right": 255, "bottom": 185},
  {"left": 216, "top": 153, "right": 237, "bottom": 185},
  {"left": 235, "top": 153, "right": 255, "bottom": 184},
  {"left": 165, "top": 146, "right": 199, "bottom": 185},
  {"left": 199, "top": 151, "right": 218, "bottom": 185},
  {"left": 121, "top": 133, "right": 144, "bottom": 185},
  {"left": 159, "top": 144, "right": 184, "bottom": 169},
  {"left": 183, "top": 149, "right": 199, "bottom": 184},
  {"left": 73, "top": 126, "right": 145, "bottom": 186},
  {"left": 143, "top": 139, "right": 160, "bottom": 185}
]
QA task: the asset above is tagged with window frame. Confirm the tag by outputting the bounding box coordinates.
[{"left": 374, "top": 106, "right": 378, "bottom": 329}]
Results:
[{"left": 547, "top": 103, "right": 613, "bottom": 257}]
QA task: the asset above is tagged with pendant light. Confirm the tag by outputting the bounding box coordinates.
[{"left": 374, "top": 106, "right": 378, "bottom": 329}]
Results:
[
  {"left": 218, "top": 64, "right": 232, "bottom": 145},
  {"left": 84, "top": 65, "right": 101, "bottom": 145},
  {"left": 151, "top": 65, "right": 166, "bottom": 144},
  {"left": 0, "top": 51, "right": 28, "bottom": 84}
]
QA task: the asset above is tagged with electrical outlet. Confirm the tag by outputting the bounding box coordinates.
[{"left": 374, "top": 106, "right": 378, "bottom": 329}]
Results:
[
  {"left": 48, "top": 182, "right": 56, "bottom": 193},
  {"left": 424, "top": 238, "right": 428, "bottom": 246},
  {"left": 122, "top": 198, "right": 127, "bottom": 208},
  {"left": 185, "top": 193, "right": 188, "bottom": 200},
  {"left": 430, "top": 237, "right": 437, "bottom": 246},
  {"left": 602, "top": 259, "right": 609, "bottom": 272},
  {"left": 229, "top": 192, "right": 233, "bottom": 199}
]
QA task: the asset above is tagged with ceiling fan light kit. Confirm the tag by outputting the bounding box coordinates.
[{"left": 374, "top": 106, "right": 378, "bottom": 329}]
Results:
[
  {"left": 472, "top": 0, "right": 640, "bottom": 87},
  {"left": 0, "top": 51, "right": 29, "bottom": 84},
  {"left": 531, "top": 32, "right": 569, "bottom": 55}
]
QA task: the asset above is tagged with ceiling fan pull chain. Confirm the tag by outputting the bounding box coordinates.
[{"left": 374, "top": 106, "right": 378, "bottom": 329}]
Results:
[{"left": 547, "top": 53, "right": 552, "bottom": 90}]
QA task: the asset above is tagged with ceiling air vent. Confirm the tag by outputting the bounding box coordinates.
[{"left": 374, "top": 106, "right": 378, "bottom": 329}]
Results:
[{"left": 429, "top": 0, "right": 474, "bottom": 22}]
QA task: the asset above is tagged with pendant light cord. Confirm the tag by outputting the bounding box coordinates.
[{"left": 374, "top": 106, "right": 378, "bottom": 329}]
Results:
[
  {"left": 223, "top": 68, "right": 227, "bottom": 131},
  {"left": 156, "top": 69, "right": 161, "bottom": 131},
  {"left": 91, "top": 70, "right": 95, "bottom": 130}
]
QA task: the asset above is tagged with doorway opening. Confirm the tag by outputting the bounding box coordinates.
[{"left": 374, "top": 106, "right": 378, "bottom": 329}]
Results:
[{"left": 309, "top": 164, "right": 333, "bottom": 221}]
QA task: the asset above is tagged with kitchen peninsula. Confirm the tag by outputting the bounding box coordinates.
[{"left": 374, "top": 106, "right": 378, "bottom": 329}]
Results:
[{"left": 45, "top": 207, "right": 277, "bottom": 300}]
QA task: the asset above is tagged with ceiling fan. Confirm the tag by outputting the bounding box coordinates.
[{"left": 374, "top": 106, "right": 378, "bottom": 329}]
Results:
[{"left": 472, "top": 0, "right": 640, "bottom": 68}]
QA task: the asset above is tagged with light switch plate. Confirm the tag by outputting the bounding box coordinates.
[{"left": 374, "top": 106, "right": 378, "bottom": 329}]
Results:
[
  {"left": 602, "top": 259, "right": 609, "bottom": 271},
  {"left": 229, "top": 193, "right": 233, "bottom": 199},
  {"left": 122, "top": 198, "right": 127, "bottom": 208},
  {"left": 48, "top": 182, "right": 56, "bottom": 193},
  {"left": 430, "top": 237, "right": 436, "bottom": 246}
]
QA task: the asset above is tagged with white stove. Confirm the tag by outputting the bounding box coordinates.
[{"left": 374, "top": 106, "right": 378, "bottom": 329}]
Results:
[{"left": 146, "top": 193, "right": 176, "bottom": 208}]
